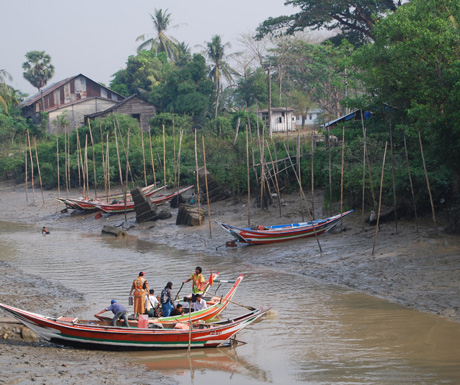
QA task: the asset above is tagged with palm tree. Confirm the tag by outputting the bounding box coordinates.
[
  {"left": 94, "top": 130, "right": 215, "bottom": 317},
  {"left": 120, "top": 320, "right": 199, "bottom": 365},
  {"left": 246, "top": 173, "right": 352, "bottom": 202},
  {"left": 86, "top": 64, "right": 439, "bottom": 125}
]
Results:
[
  {"left": 0, "top": 69, "right": 13, "bottom": 115},
  {"left": 136, "top": 8, "right": 181, "bottom": 61},
  {"left": 202, "top": 35, "right": 238, "bottom": 121},
  {"left": 22, "top": 50, "right": 55, "bottom": 112}
]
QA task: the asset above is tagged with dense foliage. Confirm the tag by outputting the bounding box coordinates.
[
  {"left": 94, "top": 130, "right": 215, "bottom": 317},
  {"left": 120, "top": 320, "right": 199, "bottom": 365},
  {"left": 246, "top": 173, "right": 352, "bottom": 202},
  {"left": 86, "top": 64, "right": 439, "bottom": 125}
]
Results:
[{"left": 2, "top": 1, "right": 460, "bottom": 229}]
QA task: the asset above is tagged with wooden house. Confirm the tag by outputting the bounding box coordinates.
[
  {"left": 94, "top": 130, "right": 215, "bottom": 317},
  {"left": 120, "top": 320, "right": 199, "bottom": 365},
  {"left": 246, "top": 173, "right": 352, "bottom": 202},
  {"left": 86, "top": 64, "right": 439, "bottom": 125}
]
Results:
[
  {"left": 20, "top": 74, "right": 125, "bottom": 133},
  {"left": 257, "top": 107, "right": 296, "bottom": 133},
  {"left": 85, "top": 95, "right": 158, "bottom": 132}
]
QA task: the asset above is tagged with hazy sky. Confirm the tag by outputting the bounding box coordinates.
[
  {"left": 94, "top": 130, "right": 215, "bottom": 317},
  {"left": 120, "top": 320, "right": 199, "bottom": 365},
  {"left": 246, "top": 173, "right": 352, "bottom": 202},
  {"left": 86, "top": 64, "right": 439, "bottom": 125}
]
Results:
[{"left": 1, "top": 0, "right": 294, "bottom": 95}]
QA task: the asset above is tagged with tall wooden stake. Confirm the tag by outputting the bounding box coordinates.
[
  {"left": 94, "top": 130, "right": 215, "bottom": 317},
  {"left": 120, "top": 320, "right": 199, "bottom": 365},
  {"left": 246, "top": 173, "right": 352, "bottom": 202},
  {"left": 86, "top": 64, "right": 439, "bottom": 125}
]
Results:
[
  {"left": 148, "top": 126, "right": 156, "bottom": 187},
  {"left": 88, "top": 120, "right": 97, "bottom": 198},
  {"left": 284, "top": 143, "right": 323, "bottom": 255},
  {"left": 194, "top": 129, "right": 202, "bottom": 225},
  {"left": 372, "top": 142, "right": 388, "bottom": 256},
  {"left": 340, "top": 126, "right": 345, "bottom": 230},
  {"left": 114, "top": 127, "right": 124, "bottom": 191},
  {"left": 106, "top": 133, "right": 111, "bottom": 198},
  {"left": 56, "top": 136, "right": 60, "bottom": 198},
  {"left": 202, "top": 136, "right": 212, "bottom": 238},
  {"left": 25, "top": 145, "right": 28, "bottom": 203},
  {"left": 328, "top": 124, "right": 332, "bottom": 211},
  {"left": 172, "top": 110, "right": 177, "bottom": 188},
  {"left": 85, "top": 135, "right": 90, "bottom": 196},
  {"left": 310, "top": 130, "right": 315, "bottom": 220},
  {"left": 418, "top": 125, "right": 437, "bottom": 234},
  {"left": 177, "top": 128, "right": 183, "bottom": 188},
  {"left": 27, "top": 130, "right": 36, "bottom": 204},
  {"left": 389, "top": 118, "right": 398, "bottom": 233},
  {"left": 267, "top": 140, "right": 282, "bottom": 217},
  {"left": 33, "top": 137, "right": 45, "bottom": 204},
  {"left": 246, "top": 125, "right": 251, "bottom": 226},
  {"left": 100, "top": 124, "right": 107, "bottom": 198},
  {"left": 403, "top": 130, "right": 418, "bottom": 232},
  {"left": 76, "top": 128, "right": 83, "bottom": 192},
  {"left": 141, "top": 129, "right": 147, "bottom": 186},
  {"left": 162, "top": 125, "right": 166, "bottom": 191},
  {"left": 124, "top": 127, "right": 130, "bottom": 223},
  {"left": 361, "top": 110, "right": 367, "bottom": 230}
]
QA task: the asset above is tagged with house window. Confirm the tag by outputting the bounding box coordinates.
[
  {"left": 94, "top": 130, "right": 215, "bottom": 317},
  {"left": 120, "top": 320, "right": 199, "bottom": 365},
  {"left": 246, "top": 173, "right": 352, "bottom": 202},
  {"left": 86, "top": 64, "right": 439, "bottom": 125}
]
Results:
[
  {"left": 101, "top": 88, "right": 107, "bottom": 98},
  {"left": 309, "top": 114, "right": 313, "bottom": 120},
  {"left": 132, "top": 114, "right": 141, "bottom": 121},
  {"left": 279, "top": 117, "right": 283, "bottom": 123}
]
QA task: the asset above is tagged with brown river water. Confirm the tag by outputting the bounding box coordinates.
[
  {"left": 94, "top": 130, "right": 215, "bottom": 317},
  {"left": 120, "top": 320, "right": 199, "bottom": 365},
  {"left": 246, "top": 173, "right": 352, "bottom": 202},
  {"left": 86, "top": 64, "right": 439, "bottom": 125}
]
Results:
[{"left": 1, "top": 221, "right": 460, "bottom": 384}]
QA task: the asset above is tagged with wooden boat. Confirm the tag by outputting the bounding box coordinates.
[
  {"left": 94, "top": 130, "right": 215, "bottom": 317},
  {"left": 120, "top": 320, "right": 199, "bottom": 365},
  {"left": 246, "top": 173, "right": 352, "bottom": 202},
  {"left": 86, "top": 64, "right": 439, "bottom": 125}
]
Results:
[
  {"left": 0, "top": 303, "right": 269, "bottom": 350},
  {"left": 216, "top": 210, "right": 353, "bottom": 245},
  {"left": 94, "top": 185, "right": 194, "bottom": 214},
  {"left": 96, "top": 274, "right": 245, "bottom": 327},
  {"left": 56, "top": 184, "right": 164, "bottom": 211}
]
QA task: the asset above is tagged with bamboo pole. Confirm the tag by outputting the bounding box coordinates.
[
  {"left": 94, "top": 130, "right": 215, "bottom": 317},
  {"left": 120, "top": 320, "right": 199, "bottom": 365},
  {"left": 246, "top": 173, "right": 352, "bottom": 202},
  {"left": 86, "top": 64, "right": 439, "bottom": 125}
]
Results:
[
  {"left": 284, "top": 143, "right": 323, "bottom": 255},
  {"left": 389, "top": 118, "right": 398, "bottom": 233},
  {"left": 115, "top": 118, "right": 134, "bottom": 186},
  {"left": 76, "top": 128, "right": 83, "bottom": 193},
  {"left": 56, "top": 136, "right": 60, "bottom": 198},
  {"left": 177, "top": 128, "right": 183, "bottom": 188},
  {"left": 65, "top": 131, "right": 69, "bottom": 197},
  {"left": 403, "top": 130, "right": 419, "bottom": 232},
  {"left": 310, "top": 130, "right": 315, "bottom": 220},
  {"left": 246, "top": 125, "right": 251, "bottom": 226},
  {"left": 194, "top": 129, "right": 202, "bottom": 225},
  {"left": 33, "top": 137, "right": 45, "bottom": 204},
  {"left": 114, "top": 127, "right": 124, "bottom": 191},
  {"left": 360, "top": 110, "right": 367, "bottom": 230},
  {"left": 25, "top": 146, "right": 28, "bottom": 203},
  {"left": 88, "top": 120, "right": 97, "bottom": 198},
  {"left": 187, "top": 299, "right": 192, "bottom": 353},
  {"left": 106, "top": 133, "right": 111, "bottom": 198},
  {"left": 100, "top": 124, "right": 107, "bottom": 198},
  {"left": 27, "top": 130, "right": 36, "bottom": 204},
  {"left": 372, "top": 142, "right": 388, "bottom": 256},
  {"left": 202, "top": 136, "right": 212, "bottom": 238},
  {"left": 148, "top": 126, "right": 156, "bottom": 187},
  {"left": 85, "top": 135, "right": 89, "bottom": 197},
  {"left": 124, "top": 127, "right": 130, "bottom": 223},
  {"left": 172, "top": 110, "right": 177, "bottom": 189},
  {"left": 266, "top": 140, "right": 282, "bottom": 217},
  {"left": 327, "top": 124, "right": 332, "bottom": 211},
  {"left": 418, "top": 125, "right": 437, "bottom": 234},
  {"left": 340, "top": 126, "right": 345, "bottom": 230},
  {"left": 141, "top": 128, "right": 147, "bottom": 187},
  {"left": 163, "top": 125, "right": 166, "bottom": 192}
]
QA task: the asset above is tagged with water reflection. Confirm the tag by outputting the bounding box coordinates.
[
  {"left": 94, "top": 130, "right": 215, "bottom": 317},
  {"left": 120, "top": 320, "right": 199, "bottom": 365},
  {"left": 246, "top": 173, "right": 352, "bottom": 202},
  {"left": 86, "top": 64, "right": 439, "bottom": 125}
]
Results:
[{"left": 131, "top": 348, "right": 271, "bottom": 383}]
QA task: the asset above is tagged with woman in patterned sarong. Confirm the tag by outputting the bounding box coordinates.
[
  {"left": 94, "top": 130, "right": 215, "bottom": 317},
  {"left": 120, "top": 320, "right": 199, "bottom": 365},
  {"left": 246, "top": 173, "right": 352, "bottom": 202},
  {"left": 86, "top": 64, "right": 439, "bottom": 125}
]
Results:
[{"left": 129, "top": 271, "right": 149, "bottom": 317}]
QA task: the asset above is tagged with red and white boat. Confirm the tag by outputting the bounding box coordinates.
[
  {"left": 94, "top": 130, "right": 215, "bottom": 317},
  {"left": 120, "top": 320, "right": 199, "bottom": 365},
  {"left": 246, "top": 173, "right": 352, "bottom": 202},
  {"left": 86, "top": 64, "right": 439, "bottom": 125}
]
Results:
[
  {"left": 0, "top": 303, "right": 269, "bottom": 350},
  {"left": 94, "top": 185, "right": 194, "bottom": 214}
]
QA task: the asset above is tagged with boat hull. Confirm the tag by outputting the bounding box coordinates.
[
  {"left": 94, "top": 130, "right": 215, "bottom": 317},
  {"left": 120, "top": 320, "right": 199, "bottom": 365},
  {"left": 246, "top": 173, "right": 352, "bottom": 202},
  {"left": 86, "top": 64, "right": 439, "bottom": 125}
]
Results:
[
  {"left": 217, "top": 210, "right": 353, "bottom": 245},
  {"left": 0, "top": 303, "right": 268, "bottom": 351}
]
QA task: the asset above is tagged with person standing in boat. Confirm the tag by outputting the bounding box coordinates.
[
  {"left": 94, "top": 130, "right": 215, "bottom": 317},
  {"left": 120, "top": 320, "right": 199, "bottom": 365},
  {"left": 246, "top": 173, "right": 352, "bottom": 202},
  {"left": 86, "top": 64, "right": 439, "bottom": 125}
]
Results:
[
  {"left": 182, "top": 266, "right": 206, "bottom": 302},
  {"left": 160, "top": 282, "right": 174, "bottom": 317},
  {"left": 95, "top": 299, "right": 130, "bottom": 327},
  {"left": 129, "top": 271, "right": 148, "bottom": 318}
]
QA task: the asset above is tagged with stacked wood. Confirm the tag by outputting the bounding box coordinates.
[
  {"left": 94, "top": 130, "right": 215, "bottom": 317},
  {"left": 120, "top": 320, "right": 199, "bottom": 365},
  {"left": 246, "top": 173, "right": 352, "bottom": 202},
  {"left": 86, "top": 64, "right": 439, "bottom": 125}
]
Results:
[
  {"left": 198, "top": 167, "right": 228, "bottom": 203},
  {"left": 101, "top": 225, "right": 127, "bottom": 237},
  {"left": 176, "top": 204, "right": 205, "bottom": 226}
]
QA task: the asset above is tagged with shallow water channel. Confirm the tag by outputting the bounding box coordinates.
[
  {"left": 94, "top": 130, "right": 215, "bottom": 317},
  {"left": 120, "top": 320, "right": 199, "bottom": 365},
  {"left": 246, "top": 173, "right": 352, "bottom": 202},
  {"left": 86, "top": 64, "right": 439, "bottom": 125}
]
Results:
[{"left": 1, "top": 221, "right": 460, "bottom": 384}]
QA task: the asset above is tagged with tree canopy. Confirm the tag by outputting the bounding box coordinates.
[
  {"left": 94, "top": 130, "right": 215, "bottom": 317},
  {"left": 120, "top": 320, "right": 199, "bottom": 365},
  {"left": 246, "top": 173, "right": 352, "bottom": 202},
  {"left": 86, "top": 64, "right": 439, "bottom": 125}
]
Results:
[
  {"left": 22, "top": 50, "right": 55, "bottom": 92},
  {"left": 256, "top": 0, "right": 404, "bottom": 45}
]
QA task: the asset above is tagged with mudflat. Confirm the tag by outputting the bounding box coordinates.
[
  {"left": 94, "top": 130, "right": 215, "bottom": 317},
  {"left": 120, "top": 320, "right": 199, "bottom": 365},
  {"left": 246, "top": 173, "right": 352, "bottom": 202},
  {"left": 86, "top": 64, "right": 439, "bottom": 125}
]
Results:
[{"left": 1, "top": 179, "right": 459, "bottom": 383}]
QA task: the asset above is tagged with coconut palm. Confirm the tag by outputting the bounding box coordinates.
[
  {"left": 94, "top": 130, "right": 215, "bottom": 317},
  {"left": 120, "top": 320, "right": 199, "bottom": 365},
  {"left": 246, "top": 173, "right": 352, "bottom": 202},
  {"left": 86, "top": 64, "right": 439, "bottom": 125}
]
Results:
[
  {"left": 136, "top": 8, "right": 181, "bottom": 61},
  {"left": 202, "top": 35, "right": 238, "bottom": 120},
  {"left": 0, "top": 69, "right": 14, "bottom": 115}
]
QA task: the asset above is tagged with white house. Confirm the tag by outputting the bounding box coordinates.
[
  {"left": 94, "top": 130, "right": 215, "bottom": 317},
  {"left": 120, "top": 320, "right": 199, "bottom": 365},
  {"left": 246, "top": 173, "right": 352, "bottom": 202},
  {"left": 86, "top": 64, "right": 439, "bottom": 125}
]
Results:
[{"left": 257, "top": 107, "right": 296, "bottom": 133}]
